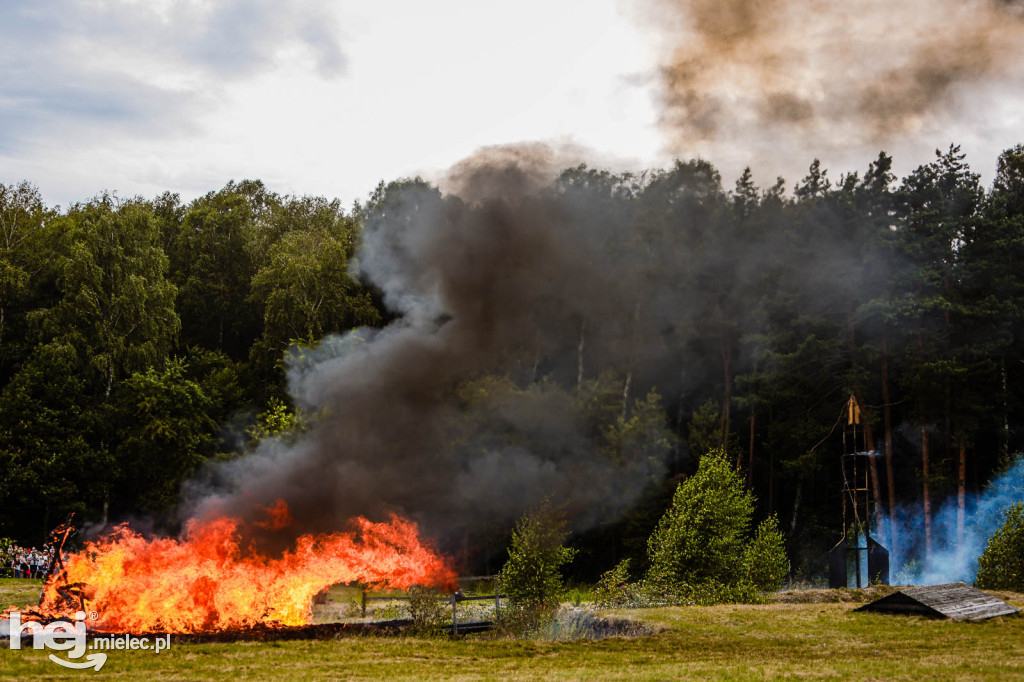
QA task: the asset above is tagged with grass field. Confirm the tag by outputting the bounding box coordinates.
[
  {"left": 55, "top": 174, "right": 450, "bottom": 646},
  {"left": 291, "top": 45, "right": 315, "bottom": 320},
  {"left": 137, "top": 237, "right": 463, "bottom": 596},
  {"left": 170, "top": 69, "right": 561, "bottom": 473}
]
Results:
[
  {"left": 3, "top": 578, "right": 1024, "bottom": 680},
  {"left": 0, "top": 577, "right": 44, "bottom": 608}
]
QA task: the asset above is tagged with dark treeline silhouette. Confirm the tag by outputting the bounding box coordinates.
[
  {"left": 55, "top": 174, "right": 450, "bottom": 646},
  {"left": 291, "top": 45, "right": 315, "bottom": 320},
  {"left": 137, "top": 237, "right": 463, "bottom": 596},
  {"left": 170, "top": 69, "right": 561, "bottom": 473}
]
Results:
[{"left": 1, "top": 143, "right": 1023, "bottom": 581}]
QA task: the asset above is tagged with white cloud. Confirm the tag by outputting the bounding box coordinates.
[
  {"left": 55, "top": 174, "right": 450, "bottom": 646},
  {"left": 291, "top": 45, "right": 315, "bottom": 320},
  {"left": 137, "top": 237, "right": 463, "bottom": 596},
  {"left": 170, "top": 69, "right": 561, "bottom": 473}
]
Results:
[
  {"left": 2, "top": 0, "right": 1019, "bottom": 207},
  {"left": 0, "top": 0, "right": 348, "bottom": 172},
  {"left": 0, "top": 0, "right": 661, "bottom": 206}
]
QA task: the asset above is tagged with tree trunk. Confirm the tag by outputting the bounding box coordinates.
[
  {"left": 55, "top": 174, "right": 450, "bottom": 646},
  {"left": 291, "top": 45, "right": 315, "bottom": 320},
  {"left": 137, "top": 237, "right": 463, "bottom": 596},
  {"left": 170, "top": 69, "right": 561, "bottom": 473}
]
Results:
[
  {"left": 916, "top": 316, "right": 932, "bottom": 567},
  {"left": 957, "top": 434, "right": 966, "bottom": 547},
  {"left": 1001, "top": 357, "right": 1010, "bottom": 463},
  {"left": 720, "top": 324, "right": 732, "bottom": 455},
  {"left": 944, "top": 385, "right": 952, "bottom": 470},
  {"left": 747, "top": 360, "right": 759, "bottom": 487},
  {"left": 747, "top": 404, "right": 756, "bottom": 488},
  {"left": 922, "top": 424, "right": 932, "bottom": 566},
  {"left": 576, "top": 320, "right": 586, "bottom": 394},
  {"left": 621, "top": 371, "right": 632, "bottom": 421},
  {"left": 676, "top": 373, "right": 686, "bottom": 431},
  {"left": 867, "top": 451, "right": 885, "bottom": 545},
  {"left": 860, "top": 419, "right": 886, "bottom": 546},
  {"left": 881, "top": 337, "right": 898, "bottom": 556},
  {"left": 790, "top": 481, "right": 802, "bottom": 536},
  {"left": 622, "top": 302, "right": 640, "bottom": 420}
]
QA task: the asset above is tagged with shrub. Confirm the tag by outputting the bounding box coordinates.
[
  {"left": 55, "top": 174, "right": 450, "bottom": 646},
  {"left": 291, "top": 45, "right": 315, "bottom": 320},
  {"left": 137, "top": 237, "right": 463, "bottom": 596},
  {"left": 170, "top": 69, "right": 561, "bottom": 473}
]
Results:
[
  {"left": 646, "top": 449, "right": 753, "bottom": 588},
  {"left": 744, "top": 515, "right": 789, "bottom": 592},
  {"left": 407, "top": 585, "right": 448, "bottom": 636},
  {"left": 595, "top": 558, "right": 635, "bottom": 607},
  {"left": 497, "top": 504, "right": 576, "bottom": 636},
  {"left": 0, "top": 537, "right": 12, "bottom": 578},
  {"left": 676, "top": 580, "right": 763, "bottom": 606},
  {"left": 644, "top": 448, "right": 788, "bottom": 603},
  {"left": 976, "top": 502, "right": 1024, "bottom": 591}
]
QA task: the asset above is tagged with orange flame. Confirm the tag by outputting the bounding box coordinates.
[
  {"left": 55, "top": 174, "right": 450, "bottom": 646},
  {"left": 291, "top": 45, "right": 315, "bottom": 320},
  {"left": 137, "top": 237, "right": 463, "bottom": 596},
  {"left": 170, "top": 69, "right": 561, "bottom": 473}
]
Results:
[
  {"left": 253, "top": 499, "right": 293, "bottom": 530},
  {"left": 34, "top": 504, "right": 456, "bottom": 634}
]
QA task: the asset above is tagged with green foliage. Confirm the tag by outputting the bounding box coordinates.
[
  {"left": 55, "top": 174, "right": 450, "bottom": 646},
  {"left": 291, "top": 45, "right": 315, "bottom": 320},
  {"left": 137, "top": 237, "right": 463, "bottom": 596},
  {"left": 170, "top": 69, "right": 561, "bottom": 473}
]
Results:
[
  {"left": 0, "top": 537, "right": 12, "bottom": 577},
  {"left": 744, "top": 515, "right": 789, "bottom": 592},
  {"left": 645, "top": 449, "right": 786, "bottom": 603},
  {"left": 2, "top": 141, "right": 1024, "bottom": 568},
  {"left": 975, "top": 502, "right": 1024, "bottom": 591},
  {"left": 36, "top": 196, "right": 179, "bottom": 394},
  {"left": 604, "top": 388, "right": 676, "bottom": 466},
  {"left": 0, "top": 182, "right": 51, "bottom": 352},
  {"left": 112, "top": 358, "right": 220, "bottom": 514},
  {"left": 406, "top": 586, "right": 448, "bottom": 636},
  {"left": 595, "top": 559, "right": 637, "bottom": 607},
  {"left": 647, "top": 449, "right": 753, "bottom": 588},
  {"left": 497, "top": 505, "right": 577, "bottom": 636},
  {"left": 247, "top": 397, "right": 306, "bottom": 447},
  {"left": 687, "top": 398, "right": 726, "bottom": 460},
  {"left": 248, "top": 198, "right": 380, "bottom": 382},
  {"left": 168, "top": 180, "right": 272, "bottom": 360},
  {"left": 0, "top": 340, "right": 102, "bottom": 529},
  {"left": 675, "top": 580, "right": 764, "bottom": 606},
  {"left": 563, "top": 584, "right": 595, "bottom": 607}
]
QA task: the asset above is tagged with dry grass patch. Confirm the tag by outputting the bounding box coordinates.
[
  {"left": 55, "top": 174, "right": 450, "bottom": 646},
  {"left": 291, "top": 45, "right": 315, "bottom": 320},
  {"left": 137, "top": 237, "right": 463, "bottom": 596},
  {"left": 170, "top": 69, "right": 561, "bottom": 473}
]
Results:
[{"left": 770, "top": 585, "right": 899, "bottom": 604}]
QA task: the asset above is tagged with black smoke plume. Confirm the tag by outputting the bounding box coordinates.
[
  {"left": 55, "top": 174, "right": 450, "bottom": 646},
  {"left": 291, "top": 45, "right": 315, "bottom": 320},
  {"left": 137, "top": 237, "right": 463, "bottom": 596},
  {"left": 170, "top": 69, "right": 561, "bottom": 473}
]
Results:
[{"left": 183, "top": 147, "right": 709, "bottom": 554}]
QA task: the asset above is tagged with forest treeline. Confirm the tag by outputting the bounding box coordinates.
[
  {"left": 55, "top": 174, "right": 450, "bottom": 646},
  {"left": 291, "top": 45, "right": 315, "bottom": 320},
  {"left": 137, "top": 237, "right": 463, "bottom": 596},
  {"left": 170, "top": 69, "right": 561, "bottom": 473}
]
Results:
[{"left": 1, "top": 143, "right": 1023, "bottom": 579}]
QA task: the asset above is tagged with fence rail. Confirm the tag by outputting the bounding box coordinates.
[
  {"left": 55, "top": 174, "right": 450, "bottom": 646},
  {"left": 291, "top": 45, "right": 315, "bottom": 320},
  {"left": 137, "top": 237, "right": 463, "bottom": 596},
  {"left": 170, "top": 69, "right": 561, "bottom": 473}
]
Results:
[{"left": 360, "top": 576, "right": 504, "bottom": 635}]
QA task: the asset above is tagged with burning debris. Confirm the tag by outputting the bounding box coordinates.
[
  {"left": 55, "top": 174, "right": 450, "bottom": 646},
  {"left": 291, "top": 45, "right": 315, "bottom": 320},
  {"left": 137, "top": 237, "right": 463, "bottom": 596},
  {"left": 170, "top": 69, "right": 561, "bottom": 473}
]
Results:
[{"left": 3, "top": 504, "right": 455, "bottom": 635}]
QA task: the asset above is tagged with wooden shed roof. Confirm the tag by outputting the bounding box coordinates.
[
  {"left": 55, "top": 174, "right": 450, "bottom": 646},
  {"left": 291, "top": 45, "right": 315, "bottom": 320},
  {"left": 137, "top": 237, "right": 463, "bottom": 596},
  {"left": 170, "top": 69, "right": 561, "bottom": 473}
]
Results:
[{"left": 855, "top": 582, "right": 1020, "bottom": 621}]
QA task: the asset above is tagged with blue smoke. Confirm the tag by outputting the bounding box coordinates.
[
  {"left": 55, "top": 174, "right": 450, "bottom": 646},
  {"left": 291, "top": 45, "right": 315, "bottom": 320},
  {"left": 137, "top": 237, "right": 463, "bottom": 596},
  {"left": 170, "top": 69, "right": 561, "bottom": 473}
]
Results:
[{"left": 887, "top": 457, "right": 1024, "bottom": 585}]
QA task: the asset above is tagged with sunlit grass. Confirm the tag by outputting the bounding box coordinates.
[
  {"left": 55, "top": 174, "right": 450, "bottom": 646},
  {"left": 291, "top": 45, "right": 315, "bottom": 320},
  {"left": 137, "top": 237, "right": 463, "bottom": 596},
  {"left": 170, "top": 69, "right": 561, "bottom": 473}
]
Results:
[
  {"left": 3, "top": 596, "right": 1024, "bottom": 679},
  {"left": 0, "top": 578, "right": 43, "bottom": 610}
]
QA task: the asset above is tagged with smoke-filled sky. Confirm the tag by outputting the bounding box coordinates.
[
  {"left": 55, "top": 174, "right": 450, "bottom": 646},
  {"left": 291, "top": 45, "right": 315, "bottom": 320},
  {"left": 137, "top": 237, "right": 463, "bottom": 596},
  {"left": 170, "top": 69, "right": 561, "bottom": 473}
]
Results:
[{"left": 2, "top": 0, "right": 1023, "bottom": 208}]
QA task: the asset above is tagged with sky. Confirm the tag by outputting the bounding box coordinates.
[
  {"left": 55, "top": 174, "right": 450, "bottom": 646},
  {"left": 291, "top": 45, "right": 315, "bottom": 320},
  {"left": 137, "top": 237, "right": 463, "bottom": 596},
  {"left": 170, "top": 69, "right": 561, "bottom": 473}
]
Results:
[{"left": 1, "top": 0, "right": 1023, "bottom": 208}]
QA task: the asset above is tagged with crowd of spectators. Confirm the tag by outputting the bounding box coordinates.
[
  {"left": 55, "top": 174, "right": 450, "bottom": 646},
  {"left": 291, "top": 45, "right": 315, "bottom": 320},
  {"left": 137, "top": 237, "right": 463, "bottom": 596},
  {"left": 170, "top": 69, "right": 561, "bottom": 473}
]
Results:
[{"left": 3, "top": 544, "right": 56, "bottom": 579}]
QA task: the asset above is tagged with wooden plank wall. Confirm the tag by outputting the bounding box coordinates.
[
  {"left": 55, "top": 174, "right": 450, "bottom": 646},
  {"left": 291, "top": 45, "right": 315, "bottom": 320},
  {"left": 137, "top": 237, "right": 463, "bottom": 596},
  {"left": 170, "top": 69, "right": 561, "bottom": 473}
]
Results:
[{"left": 858, "top": 582, "right": 1020, "bottom": 621}]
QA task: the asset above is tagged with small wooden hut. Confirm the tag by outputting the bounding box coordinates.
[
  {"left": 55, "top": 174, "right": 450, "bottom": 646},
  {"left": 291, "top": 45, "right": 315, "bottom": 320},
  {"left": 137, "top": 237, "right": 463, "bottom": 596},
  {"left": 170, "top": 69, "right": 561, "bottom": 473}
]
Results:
[{"left": 855, "top": 582, "right": 1019, "bottom": 621}]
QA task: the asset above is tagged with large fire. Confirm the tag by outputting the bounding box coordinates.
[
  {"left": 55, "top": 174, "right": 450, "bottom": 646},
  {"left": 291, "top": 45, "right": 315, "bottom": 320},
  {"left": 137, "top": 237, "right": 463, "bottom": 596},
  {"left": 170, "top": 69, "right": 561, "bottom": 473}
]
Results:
[{"left": 15, "top": 502, "right": 456, "bottom": 634}]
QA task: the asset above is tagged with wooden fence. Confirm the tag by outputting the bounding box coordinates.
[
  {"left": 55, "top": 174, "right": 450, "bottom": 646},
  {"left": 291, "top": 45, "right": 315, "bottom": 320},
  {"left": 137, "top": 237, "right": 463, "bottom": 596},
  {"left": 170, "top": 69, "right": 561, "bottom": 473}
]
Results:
[{"left": 361, "top": 576, "right": 504, "bottom": 634}]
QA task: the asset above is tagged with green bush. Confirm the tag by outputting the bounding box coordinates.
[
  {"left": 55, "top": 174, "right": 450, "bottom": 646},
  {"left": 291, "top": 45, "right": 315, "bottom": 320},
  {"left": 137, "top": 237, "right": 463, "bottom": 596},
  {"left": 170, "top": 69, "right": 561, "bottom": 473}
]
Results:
[
  {"left": 676, "top": 580, "right": 763, "bottom": 606},
  {"left": 407, "top": 586, "right": 448, "bottom": 636},
  {"left": 976, "top": 502, "right": 1024, "bottom": 591},
  {"left": 595, "top": 559, "right": 635, "bottom": 607},
  {"left": 647, "top": 449, "right": 753, "bottom": 587},
  {"left": 744, "top": 515, "right": 789, "bottom": 592},
  {"left": 644, "top": 449, "right": 788, "bottom": 603},
  {"left": 0, "top": 537, "right": 12, "bottom": 578},
  {"left": 497, "top": 505, "right": 576, "bottom": 636}
]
